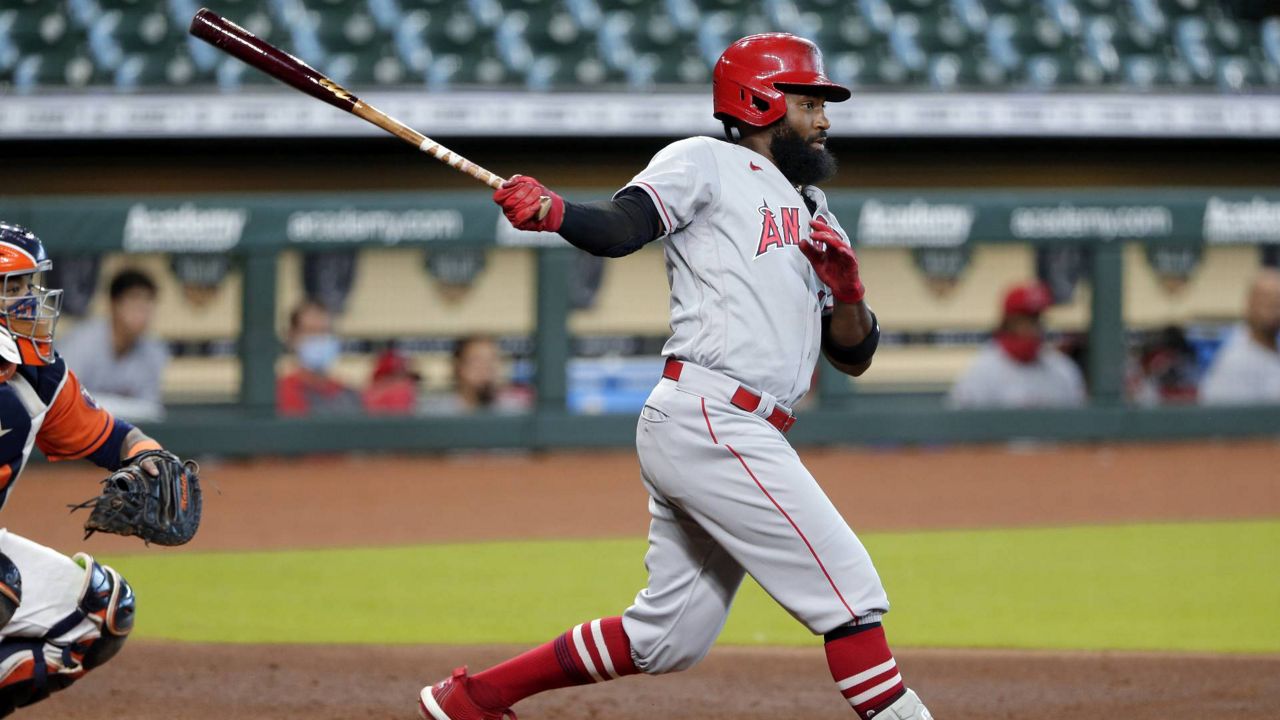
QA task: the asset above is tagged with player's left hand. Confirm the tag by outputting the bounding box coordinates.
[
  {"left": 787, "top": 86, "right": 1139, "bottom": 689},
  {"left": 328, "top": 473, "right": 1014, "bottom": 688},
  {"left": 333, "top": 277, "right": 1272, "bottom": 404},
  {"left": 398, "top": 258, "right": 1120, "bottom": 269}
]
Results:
[
  {"left": 71, "top": 450, "right": 202, "bottom": 546},
  {"left": 800, "top": 217, "right": 865, "bottom": 304},
  {"left": 494, "top": 175, "right": 565, "bottom": 232}
]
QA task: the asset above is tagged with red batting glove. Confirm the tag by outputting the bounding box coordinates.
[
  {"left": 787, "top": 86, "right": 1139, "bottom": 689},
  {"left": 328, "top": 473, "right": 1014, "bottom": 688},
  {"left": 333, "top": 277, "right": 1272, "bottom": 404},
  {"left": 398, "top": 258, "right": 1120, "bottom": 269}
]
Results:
[
  {"left": 799, "top": 217, "right": 865, "bottom": 304},
  {"left": 493, "top": 175, "right": 565, "bottom": 232}
]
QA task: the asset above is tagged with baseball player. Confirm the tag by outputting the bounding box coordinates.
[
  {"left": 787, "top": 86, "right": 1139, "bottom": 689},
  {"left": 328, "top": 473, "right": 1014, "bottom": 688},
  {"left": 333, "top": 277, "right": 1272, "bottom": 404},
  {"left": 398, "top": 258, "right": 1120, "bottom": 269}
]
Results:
[
  {"left": 418, "top": 34, "right": 934, "bottom": 720},
  {"left": 947, "top": 282, "right": 1086, "bottom": 409},
  {"left": 0, "top": 222, "right": 191, "bottom": 716}
]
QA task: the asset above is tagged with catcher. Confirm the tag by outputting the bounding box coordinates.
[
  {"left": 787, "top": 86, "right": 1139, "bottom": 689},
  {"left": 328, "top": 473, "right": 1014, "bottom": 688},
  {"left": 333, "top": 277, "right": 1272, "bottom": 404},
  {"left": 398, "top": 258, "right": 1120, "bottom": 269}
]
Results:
[{"left": 0, "top": 222, "right": 201, "bottom": 717}]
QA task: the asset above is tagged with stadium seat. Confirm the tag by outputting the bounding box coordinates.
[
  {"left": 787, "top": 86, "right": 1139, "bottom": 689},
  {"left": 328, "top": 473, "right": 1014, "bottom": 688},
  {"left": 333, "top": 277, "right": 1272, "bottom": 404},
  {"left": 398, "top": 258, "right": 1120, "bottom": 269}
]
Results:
[
  {"left": 1263, "top": 18, "right": 1280, "bottom": 70},
  {"left": 985, "top": 13, "right": 1068, "bottom": 72},
  {"left": 11, "top": 51, "right": 107, "bottom": 93},
  {"left": 114, "top": 49, "right": 209, "bottom": 89},
  {"left": 856, "top": 0, "right": 897, "bottom": 34},
  {"left": 1174, "top": 16, "right": 1224, "bottom": 83},
  {"left": 1083, "top": 15, "right": 1166, "bottom": 79},
  {"left": 1022, "top": 49, "right": 1105, "bottom": 87},
  {"left": 697, "top": 9, "right": 778, "bottom": 64},
  {"left": 599, "top": 7, "right": 697, "bottom": 76},
  {"left": 525, "top": 44, "right": 626, "bottom": 90},
  {"left": 425, "top": 45, "right": 511, "bottom": 89},
  {"left": 627, "top": 46, "right": 712, "bottom": 87},
  {"left": 1215, "top": 53, "right": 1265, "bottom": 90},
  {"left": 410, "top": 6, "right": 490, "bottom": 56},
  {"left": 801, "top": 13, "right": 883, "bottom": 53},
  {"left": 309, "top": 5, "right": 383, "bottom": 51},
  {"left": 1120, "top": 52, "right": 1169, "bottom": 87},
  {"left": 3, "top": 5, "right": 82, "bottom": 54},
  {"left": 927, "top": 47, "right": 1009, "bottom": 87},
  {"left": 1, "top": 0, "right": 1278, "bottom": 94},
  {"left": 1042, "top": 0, "right": 1085, "bottom": 37},
  {"left": 325, "top": 43, "right": 416, "bottom": 84},
  {"left": 910, "top": 13, "right": 974, "bottom": 52},
  {"left": 888, "top": 14, "right": 930, "bottom": 73}
]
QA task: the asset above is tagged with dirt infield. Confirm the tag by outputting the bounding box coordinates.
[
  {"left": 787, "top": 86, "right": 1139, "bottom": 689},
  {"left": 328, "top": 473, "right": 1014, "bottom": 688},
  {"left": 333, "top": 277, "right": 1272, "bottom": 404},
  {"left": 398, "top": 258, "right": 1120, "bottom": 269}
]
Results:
[
  {"left": 10, "top": 439, "right": 1280, "bottom": 719},
  {"left": 22, "top": 643, "right": 1280, "bottom": 720}
]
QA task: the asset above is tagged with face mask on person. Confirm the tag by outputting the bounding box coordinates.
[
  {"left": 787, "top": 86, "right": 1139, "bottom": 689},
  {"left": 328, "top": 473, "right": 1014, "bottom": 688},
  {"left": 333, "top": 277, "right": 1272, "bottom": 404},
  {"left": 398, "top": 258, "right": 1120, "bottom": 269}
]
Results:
[
  {"left": 297, "top": 334, "right": 341, "bottom": 373},
  {"left": 997, "top": 332, "right": 1042, "bottom": 364}
]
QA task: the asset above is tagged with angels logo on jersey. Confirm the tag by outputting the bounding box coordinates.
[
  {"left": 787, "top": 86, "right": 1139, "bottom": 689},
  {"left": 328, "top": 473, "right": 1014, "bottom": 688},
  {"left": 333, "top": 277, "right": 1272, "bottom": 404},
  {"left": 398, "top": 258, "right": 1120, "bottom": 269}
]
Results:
[{"left": 755, "top": 202, "right": 803, "bottom": 258}]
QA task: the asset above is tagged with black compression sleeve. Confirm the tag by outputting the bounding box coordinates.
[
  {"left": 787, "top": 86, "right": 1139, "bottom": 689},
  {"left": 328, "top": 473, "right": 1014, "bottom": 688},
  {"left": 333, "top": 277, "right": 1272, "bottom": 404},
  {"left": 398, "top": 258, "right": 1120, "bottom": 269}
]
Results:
[
  {"left": 556, "top": 186, "right": 664, "bottom": 258},
  {"left": 821, "top": 311, "right": 881, "bottom": 367}
]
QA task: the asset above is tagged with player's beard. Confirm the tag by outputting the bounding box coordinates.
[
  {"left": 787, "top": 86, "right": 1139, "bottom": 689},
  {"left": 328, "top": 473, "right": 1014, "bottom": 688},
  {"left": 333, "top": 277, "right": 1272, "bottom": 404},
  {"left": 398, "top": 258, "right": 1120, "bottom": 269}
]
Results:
[{"left": 770, "top": 124, "right": 837, "bottom": 187}]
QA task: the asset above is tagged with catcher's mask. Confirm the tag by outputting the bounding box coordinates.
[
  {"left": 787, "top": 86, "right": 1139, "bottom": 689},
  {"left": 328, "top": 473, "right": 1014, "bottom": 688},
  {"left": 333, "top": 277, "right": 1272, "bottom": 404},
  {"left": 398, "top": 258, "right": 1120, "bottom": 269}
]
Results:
[{"left": 0, "top": 222, "right": 63, "bottom": 366}]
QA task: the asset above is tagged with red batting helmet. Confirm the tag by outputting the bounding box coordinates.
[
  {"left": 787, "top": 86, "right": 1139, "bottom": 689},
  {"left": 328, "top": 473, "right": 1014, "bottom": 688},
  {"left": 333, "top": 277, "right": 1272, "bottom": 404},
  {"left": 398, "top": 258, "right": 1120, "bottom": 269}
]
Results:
[{"left": 713, "top": 33, "right": 851, "bottom": 128}]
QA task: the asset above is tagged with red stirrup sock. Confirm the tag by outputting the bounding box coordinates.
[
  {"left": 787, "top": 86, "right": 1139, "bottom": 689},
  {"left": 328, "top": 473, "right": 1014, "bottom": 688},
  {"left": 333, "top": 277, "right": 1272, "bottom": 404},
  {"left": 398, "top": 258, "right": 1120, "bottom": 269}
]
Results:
[
  {"left": 825, "top": 622, "right": 907, "bottom": 719},
  {"left": 467, "top": 617, "right": 639, "bottom": 711}
]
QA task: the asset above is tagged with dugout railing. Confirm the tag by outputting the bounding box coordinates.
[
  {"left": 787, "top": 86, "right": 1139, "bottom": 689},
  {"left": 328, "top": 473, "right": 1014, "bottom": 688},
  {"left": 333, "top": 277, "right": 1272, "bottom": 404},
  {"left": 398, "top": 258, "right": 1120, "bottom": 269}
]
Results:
[{"left": 3, "top": 187, "right": 1279, "bottom": 457}]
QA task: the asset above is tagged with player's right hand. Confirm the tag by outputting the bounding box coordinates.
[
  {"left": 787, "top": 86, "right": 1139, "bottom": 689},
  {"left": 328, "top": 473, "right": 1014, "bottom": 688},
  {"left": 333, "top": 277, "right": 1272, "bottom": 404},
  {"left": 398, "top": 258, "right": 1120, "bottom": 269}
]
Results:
[{"left": 494, "top": 175, "right": 565, "bottom": 232}]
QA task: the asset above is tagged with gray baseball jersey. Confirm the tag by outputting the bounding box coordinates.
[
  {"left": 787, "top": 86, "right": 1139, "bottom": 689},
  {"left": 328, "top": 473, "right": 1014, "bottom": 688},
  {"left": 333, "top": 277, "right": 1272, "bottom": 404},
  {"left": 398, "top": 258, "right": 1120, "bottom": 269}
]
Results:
[
  {"left": 620, "top": 136, "right": 839, "bottom": 409},
  {"left": 947, "top": 342, "right": 1086, "bottom": 409},
  {"left": 616, "top": 137, "right": 887, "bottom": 674},
  {"left": 1201, "top": 324, "right": 1280, "bottom": 405}
]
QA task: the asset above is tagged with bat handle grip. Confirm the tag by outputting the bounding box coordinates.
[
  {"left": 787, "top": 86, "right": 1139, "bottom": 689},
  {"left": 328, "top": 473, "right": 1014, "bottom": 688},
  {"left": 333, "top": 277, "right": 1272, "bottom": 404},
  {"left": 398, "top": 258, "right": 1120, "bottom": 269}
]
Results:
[{"left": 491, "top": 176, "right": 552, "bottom": 221}]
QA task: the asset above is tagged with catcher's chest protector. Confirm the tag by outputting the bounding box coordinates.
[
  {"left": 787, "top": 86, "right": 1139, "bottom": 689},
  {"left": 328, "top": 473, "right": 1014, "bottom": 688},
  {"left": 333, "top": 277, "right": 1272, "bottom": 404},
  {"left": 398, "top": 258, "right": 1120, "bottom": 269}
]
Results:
[{"left": 0, "top": 370, "right": 60, "bottom": 511}]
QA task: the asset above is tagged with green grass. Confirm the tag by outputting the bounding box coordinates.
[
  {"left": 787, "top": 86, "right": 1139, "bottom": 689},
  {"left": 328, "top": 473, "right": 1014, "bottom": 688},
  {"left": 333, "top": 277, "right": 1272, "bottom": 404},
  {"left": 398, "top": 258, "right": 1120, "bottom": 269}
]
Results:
[{"left": 104, "top": 520, "right": 1280, "bottom": 653}]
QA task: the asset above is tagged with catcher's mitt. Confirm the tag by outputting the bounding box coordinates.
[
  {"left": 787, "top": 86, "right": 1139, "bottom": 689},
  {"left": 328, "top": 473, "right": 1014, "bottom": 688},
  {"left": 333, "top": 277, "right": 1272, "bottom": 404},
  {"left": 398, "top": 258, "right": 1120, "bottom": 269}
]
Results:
[{"left": 72, "top": 450, "right": 202, "bottom": 546}]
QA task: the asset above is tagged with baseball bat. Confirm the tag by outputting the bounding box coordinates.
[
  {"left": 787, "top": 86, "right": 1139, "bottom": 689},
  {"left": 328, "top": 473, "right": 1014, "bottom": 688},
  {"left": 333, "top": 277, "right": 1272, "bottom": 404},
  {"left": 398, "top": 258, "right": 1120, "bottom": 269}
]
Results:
[{"left": 189, "top": 8, "right": 549, "bottom": 216}]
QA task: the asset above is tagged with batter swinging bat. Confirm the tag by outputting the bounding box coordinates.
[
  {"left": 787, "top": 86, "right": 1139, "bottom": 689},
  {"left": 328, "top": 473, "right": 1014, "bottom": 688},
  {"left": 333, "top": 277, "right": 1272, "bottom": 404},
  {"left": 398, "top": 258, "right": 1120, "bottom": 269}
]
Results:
[{"left": 189, "top": 8, "right": 549, "bottom": 215}]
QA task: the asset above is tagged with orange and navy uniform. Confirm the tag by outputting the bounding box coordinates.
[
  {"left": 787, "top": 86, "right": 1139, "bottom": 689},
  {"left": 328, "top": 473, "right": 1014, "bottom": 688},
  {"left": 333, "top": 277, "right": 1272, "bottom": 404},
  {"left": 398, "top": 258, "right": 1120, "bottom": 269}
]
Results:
[{"left": 0, "top": 354, "right": 135, "bottom": 511}]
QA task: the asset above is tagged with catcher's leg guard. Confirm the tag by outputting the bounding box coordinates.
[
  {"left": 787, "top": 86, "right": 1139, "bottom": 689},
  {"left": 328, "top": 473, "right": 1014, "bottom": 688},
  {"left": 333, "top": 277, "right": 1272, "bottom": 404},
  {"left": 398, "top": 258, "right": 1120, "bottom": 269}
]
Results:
[
  {"left": 0, "top": 554, "right": 136, "bottom": 716},
  {"left": 0, "top": 639, "right": 89, "bottom": 717},
  {"left": 70, "top": 553, "right": 135, "bottom": 669},
  {"left": 0, "top": 553, "right": 19, "bottom": 630}
]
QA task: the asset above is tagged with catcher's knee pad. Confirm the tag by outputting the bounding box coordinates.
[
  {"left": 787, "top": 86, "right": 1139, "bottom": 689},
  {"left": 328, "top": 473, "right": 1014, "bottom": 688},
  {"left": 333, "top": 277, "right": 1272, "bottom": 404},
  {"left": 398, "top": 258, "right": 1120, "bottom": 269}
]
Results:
[
  {"left": 71, "top": 553, "right": 135, "bottom": 669},
  {"left": 0, "top": 553, "right": 19, "bottom": 630}
]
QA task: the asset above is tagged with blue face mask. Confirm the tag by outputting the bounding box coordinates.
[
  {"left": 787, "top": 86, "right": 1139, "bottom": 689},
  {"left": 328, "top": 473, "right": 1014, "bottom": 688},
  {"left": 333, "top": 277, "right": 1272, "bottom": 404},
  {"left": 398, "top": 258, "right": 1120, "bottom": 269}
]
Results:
[{"left": 297, "top": 334, "right": 340, "bottom": 373}]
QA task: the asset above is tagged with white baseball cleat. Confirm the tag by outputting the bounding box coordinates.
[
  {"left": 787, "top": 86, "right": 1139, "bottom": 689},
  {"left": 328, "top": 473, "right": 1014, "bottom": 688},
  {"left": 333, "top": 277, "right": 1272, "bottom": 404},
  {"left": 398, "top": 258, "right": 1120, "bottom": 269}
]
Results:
[{"left": 869, "top": 688, "right": 934, "bottom": 719}]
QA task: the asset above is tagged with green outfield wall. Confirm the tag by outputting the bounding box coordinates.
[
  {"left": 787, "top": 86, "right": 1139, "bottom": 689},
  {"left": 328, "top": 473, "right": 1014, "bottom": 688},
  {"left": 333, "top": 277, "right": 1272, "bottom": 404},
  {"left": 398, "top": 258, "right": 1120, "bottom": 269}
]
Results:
[{"left": 3, "top": 188, "right": 1279, "bottom": 457}]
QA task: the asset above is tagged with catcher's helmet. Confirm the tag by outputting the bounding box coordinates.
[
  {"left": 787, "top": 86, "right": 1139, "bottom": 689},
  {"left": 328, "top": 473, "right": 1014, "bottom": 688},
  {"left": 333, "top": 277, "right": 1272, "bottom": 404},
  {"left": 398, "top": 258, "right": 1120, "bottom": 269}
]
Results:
[
  {"left": 713, "top": 33, "right": 851, "bottom": 128},
  {"left": 0, "top": 222, "right": 62, "bottom": 366}
]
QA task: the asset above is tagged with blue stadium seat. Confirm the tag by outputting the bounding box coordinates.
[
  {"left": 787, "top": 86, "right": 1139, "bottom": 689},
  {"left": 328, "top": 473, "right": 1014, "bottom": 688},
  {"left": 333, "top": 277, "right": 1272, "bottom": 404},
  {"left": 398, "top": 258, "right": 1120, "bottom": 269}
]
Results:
[
  {"left": 626, "top": 46, "right": 712, "bottom": 87},
  {"left": 1263, "top": 18, "right": 1280, "bottom": 70},
  {"left": 114, "top": 49, "right": 210, "bottom": 89},
  {"left": 948, "top": 0, "right": 990, "bottom": 34},
  {"left": 1021, "top": 49, "right": 1104, "bottom": 87},
  {"left": 1, "top": 0, "right": 1277, "bottom": 94},
  {"left": 11, "top": 50, "right": 107, "bottom": 93},
  {"left": 985, "top": 13, "right": 1067, "bottom": 72},
  {"left": 525, "top": 43, "right": 626, "bottom": 89},
  {"left": 927, "top": 47, "right": 1010, "bottom": 87},
  {"left": 800, "top": 13, "right": 883, "bottom": 53},
  {"left": 426, "top": 43, "right": 511, "bottom": 89},
  {"left": 1173, "top": 16, "right": 1223, "bottom": 83},
  {"left": 1214, "top": 54, "right": 1267, "bottom": 90},
  {"left": 598, "top": 7, "right": 697, "bottom": 76},
  {"left": 325, "top": 42, "right": 417, "bottom": 84}
]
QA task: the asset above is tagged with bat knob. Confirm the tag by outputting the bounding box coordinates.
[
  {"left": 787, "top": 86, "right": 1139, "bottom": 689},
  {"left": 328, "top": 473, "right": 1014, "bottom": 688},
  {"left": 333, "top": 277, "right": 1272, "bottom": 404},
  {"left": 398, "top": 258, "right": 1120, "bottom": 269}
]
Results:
[{"left": 536, "top": 196, "right": 552, "bottom": 221}]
